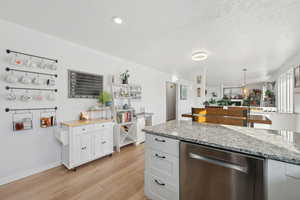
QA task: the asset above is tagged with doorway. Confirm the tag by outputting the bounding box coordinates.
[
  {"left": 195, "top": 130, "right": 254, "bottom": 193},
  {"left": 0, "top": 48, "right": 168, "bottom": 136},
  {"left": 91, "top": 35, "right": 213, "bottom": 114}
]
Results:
[{"left": 166, "top": 82, "right": 177, "bottom": 121}]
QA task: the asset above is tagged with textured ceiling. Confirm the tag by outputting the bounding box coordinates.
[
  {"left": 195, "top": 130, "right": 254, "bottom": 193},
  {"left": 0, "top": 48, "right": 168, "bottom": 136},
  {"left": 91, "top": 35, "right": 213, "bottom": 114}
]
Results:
[{"left": 1, "top": 0, "right": 300, "bottom": 85}]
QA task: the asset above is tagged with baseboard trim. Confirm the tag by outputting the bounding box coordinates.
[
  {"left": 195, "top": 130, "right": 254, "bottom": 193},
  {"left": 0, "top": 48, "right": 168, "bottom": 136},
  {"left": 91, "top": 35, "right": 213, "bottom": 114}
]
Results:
[{"left": 0, "top": 161, "right": 62, "bottom": 186}]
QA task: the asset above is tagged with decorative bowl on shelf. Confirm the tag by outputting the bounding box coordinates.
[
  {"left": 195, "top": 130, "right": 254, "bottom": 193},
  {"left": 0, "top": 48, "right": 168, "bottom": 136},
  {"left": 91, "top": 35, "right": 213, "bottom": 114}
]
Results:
[{"left": 105, "top": 101, "right": 112, "bottom": 106}]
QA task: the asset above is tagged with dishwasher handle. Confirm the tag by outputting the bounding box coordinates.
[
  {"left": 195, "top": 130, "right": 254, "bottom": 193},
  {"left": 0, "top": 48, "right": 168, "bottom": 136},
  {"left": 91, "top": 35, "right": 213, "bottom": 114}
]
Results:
[{"left": 189, "top": 152, "right": 248, "bottom": 173}]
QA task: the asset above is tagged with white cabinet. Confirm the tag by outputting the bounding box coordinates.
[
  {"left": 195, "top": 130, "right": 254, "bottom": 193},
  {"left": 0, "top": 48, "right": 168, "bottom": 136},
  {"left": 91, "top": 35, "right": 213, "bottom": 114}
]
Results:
[
  {"left": 136, "top": 118, "right": 146, "bottom": 144},
  {"left": 61, "top": 121, "right": 114, "bottom": 169},
  {"left": 92, "top": 127, "right": 113, "bottom": 158},
  {"left": 267, "top": 160, "right": 300, "bottom": 200},
  {"left": 73, "top": 133, "right": 92, "bottom": 164},
  {"left": 92, "top": 133, "right": 103, "bottom": 159},
  {"left": 144, "top": 134, "right": 179, "bottom": 200},
  {"left": 102, "top": 128, "right": 113, "bottom": 155}
]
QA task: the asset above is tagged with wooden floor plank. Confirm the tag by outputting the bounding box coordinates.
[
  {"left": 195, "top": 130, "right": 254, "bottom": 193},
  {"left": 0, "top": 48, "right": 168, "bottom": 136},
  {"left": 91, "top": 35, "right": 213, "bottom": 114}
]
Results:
[{"left": 0, "top": 145, "right": 147, "bottom": 200}]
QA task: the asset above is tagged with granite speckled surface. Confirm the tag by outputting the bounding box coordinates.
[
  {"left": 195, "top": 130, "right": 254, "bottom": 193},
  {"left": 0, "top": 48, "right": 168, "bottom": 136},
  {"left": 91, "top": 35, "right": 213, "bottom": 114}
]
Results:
[{"left": 143, "top": 120, "right": 300, "bottom": 165}]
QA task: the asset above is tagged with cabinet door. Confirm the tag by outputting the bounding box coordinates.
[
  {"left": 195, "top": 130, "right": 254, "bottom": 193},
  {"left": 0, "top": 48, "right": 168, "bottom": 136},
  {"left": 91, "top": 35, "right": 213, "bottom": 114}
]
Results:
[
  {"left": 146, "top": 149, "right": 179, "bottom": 186},
  {"left": 79, "top": 133, "right": 91, "bottom": 163},
  {"left": 145, "top": 172, "right": 179, "bottom": 200},
  {"left": 72, "top": 133, "right": 92, "bottom": 165},
  {"left": 93, "top": 133, "right": 104, "bottom": 159},
  {"left": 102, "top": 127, "right": 113, "bottom": 155},
  {"left": 73, "top": 134, "right": 81, "bottom": 165}
]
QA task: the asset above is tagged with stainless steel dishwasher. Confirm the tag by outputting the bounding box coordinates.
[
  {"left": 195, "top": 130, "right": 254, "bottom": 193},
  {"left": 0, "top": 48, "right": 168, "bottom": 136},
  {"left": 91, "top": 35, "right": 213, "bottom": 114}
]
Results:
[{"left": 180, "top": 142, "right": 265, "bottom": 200}]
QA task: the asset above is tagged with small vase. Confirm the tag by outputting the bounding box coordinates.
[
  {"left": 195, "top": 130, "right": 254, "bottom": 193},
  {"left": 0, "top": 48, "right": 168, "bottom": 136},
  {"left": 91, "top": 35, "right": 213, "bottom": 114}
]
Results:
[
  {"left": 105, "top": 101, "right": 112, "bottom": 106},
  {"left": 122, "top": 79, "right": 128, "bottom": 84}
]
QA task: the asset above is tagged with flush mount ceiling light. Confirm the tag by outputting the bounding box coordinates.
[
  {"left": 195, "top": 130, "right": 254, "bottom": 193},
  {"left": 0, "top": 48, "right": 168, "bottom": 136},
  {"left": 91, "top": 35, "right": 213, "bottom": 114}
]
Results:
[
  {"left": 191, "top": 51, "right": 208, "bottom": 61},
  {"left": 112, "top": 16, "right": 123, "bottom": 24}
]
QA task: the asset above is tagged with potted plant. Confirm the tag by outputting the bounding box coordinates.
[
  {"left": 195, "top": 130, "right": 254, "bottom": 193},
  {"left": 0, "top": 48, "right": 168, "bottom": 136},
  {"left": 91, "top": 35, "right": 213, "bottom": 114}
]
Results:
[
  {"left": 209, "top": 98, "right": 217, "bottom": 105},
  {"left": 99, "top": 91, "right": 112, "bottom": 106},
  {"left": 265, "top": 90, "right": 273, "bottom": 98},
  {"left": 203, "top": 101, "right": 210, "bottom": 106},
  {"left": 120, "top": 70, "right": 130, "bottom": 84}
]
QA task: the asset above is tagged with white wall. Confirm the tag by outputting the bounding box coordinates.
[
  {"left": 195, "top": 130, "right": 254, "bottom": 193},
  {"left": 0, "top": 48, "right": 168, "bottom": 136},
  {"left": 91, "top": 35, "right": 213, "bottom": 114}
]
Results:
[{"left": 0, "top": 19, "right": 193, "bottom": 184}]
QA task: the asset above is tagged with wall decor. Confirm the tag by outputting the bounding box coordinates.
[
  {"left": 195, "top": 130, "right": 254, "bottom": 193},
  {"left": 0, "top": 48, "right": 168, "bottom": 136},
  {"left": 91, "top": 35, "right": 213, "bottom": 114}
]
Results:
[
  {"left": 68, "top": 70, "right": 103, "bottom": 99},
  {"left": 180, "top": 85, "right": 188, "bottom": 100},
  {"left": 19, "top": 75, "right": 32, "bottom": 84},
  {"left": 6, "top": 90, "right": 17, "bottom": 101},
  {"left": 196, "top": 75, "right": 202, "bottom": 84},
  {"left": 46, "top": 91, "right": 56, "bottom": 101},
  {"left": 120, "top": 70, "right": 130, "bottom": 84},
  {"left": 40, "top": 111, "right": 56, "bottom": 128},
  {"left": 6, "top": 49, "right": 58, "bottom": 63},
  {"left": 32, "top": 76, "right": 43, "bottom": 85},
  {"left": 5, "top": 72, "right": 18, "bottom": 83},
  {"left": 7, "top": 49, "right": 58, "bottom": 71},
  {"left": 20, "top": 92, "right": 33, "bottom": 102},
  {"left": 6, "top": 86, "right": 58, "bottom": 92},
  {"left": 5, "top": 107, "right": 58, "bottom": 113},
  {"left": 197, "top": 88, "right": 201, "bottom": 97},
  {"left": 6, "top": 67, "right": 58, "bottom": 78},
  {"left": 295, "top": 65, "right": 300, "bottom": 88},
  {"left": 12, "top": 112, "right": 33, "bottom": 132}
]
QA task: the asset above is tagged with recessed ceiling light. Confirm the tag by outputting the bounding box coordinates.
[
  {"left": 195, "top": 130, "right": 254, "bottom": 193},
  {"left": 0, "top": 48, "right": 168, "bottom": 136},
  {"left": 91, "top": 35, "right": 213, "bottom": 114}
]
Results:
[
  {"left": 112, "top": 16, "right": 123, "bottom": 24},
  {"left": 172, "top": 75, "right": 178, "bottom": 83},
  {"left": 192, "top": 51, "right": 208, "bottom": 61}
]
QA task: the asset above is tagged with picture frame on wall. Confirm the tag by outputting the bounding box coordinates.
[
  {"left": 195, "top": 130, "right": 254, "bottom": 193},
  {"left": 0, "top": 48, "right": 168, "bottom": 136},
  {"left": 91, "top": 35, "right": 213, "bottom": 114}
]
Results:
[
  {"left": 180, "top": 85, "right": 188, "bottom": 100},
  {"left": 197, "top": 88, "right": 201, "bottom": 97},
  {"left": 295, "top": 65, "right": 300, "bottom": 88},
  {"left": 196, "top": 75, "right": 202, "bottom": 84}
]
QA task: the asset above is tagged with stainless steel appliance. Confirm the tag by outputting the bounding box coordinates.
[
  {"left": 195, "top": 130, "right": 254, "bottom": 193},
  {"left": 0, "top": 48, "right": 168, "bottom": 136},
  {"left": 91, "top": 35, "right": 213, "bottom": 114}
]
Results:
[{"left": 180, "top": 142, "right": 265, "bottom": 200}]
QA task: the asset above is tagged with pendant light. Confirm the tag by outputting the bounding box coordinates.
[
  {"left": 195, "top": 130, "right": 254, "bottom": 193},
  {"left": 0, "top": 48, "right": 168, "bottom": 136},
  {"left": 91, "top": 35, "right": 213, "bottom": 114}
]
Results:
[{"left": 242, "top": 68, "right": 248, "bottom": 97}]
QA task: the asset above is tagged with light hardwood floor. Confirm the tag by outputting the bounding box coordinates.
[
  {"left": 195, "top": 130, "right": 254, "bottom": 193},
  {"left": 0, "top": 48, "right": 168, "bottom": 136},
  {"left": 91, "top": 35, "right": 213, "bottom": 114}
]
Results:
[{"left": 0, "top": 145, "right": 147, "bottom": 200}]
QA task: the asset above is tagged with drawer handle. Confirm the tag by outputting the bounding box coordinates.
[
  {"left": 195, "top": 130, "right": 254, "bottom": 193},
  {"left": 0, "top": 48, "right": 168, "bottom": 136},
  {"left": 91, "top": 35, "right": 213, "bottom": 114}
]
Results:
[
  {"left": 155, "top": 153, "right": 166, "bottom": 159},
  {"left": 101, "top": 141, "right": 106, "bottom": 144},
  {"left": 81, "top": 146, "right": 87, "bottom": 150},
  {"left": 154, "top": 179, "right": 165, "bottom": 186},
  {"left": 154, "top": 138, "right": 165, "bottom": 143},
  {"left": 189, "top": 153, "right": 248, "bottom": 173},
  {"left": 82, "top": 128, "right": 86, "bottom": 131}
]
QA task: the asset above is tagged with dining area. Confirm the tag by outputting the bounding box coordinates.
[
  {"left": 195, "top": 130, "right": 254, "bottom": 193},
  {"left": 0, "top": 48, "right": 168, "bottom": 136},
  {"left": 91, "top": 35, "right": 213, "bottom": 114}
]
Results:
[{"left": 182, "top": 106, "right": 272, "bottom": 129}]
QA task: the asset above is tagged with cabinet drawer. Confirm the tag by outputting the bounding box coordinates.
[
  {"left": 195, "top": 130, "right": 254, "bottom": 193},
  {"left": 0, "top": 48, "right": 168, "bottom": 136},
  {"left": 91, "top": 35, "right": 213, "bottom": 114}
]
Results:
[
  {"left": 94, "top": 122, "right": 113, "bottom": 130},
  {"left": 286, "top": 163, "right": 300, "bottom": 179},
  {"left": 73, "top": 125, "right": 94, "bottom": 134},
  {"left": 146, "top": 134, "right": 179, "bottom": 157},
  {"left": 145, "top": 172, "right": 179, "bottom": 200},
  {"left": 146, "top": 149, "right": 179, "bottom": 185}
]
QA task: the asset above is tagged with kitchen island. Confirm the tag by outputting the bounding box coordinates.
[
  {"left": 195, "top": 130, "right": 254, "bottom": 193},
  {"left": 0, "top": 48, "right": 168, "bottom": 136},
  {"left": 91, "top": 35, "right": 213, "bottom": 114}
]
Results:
[{"left": 143, "top": 120, "right": 300, "bottom": 200}]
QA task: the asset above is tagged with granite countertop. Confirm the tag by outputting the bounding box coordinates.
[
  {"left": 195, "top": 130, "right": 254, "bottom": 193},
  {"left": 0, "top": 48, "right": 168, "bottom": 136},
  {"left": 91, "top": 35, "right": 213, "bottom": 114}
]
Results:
[{"left": 143, "top": 120, "right": 300, "bottom": 165}]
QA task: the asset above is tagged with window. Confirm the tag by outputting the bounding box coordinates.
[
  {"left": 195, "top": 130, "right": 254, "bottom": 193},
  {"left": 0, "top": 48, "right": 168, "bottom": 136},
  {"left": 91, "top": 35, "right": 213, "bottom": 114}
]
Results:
[
  {"left": 223, "top": 87, "right": 243, "bottom": 99},
  {"left": 277, "top": 68, "right": 294, "bottom": 113},
  {"left": 68, "top": 70, "right": 103, "bottom": 99}
]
